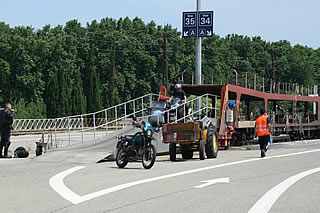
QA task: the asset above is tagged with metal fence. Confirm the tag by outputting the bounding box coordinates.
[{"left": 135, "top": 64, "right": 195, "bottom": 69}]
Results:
[
  {"left": 12, "top": 94, "right": 156, "bottom": 148},
  {"left": 190, "top": 72, "right": 318, "bottom": 96}
]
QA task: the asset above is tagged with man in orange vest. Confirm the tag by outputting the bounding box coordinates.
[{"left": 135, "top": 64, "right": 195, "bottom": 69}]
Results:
[{"left": 255, "top": 109, "right": 271, "bottom": 158}]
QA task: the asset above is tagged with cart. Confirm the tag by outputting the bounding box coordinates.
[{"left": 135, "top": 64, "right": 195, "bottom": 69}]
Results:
[{"left": 162, "top": 117, "right": 219, "bottom": 161}]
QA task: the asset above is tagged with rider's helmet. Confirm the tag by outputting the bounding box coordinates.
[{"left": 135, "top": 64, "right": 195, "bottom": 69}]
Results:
[{"left": 174, "top": 84, "right": 181, "bottom": 91}]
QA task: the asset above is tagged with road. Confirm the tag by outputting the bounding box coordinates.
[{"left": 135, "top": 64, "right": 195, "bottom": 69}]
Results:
[{"left": 0, "top": 139, "right": 319, "bottom": 213}]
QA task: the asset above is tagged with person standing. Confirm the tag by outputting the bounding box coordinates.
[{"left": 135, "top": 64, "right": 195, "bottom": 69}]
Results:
[
  {"left": 0, "top": 103, "right": 16, "bottom": 158},
  {"left": 255, "top": 109, "right": 271, "bottom": 158}
]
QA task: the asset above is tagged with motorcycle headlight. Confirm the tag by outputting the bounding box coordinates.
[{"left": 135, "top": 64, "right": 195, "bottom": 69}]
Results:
[{"left": 146, "top": 129, "right": 152, "bottom": 137}]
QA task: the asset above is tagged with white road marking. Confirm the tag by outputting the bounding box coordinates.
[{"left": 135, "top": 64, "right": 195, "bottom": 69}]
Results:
[
  {"left": 194, "top": 177, "right": 229, "bottom": 189},
  {"left": 49, "top": 148, "right": 320, "bottom": 205},
  {"left": 49, "top": 166, "right": 86, "bottom": 204},
  {"left": 248, "top": 167, "right": 320, "bottom": 213}
]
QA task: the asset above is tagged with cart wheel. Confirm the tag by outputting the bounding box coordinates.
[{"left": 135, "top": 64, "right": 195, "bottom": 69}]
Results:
[
  {"left": 169, "top": 143, "right": 176, "bottom": 161},
  {"left": 199, "top": 140, "right": 205, "bottom": 160},
  {"left": 206, "top": 125, "right": 219, "bottom": 158},
  {"left": 180, "top": 144, "right": 193, "bottom": 159}
]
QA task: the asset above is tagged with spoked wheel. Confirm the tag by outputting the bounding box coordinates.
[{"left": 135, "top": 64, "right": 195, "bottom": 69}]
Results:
[
  {"left": 169, "top": 143, "right": 176, "bottom": 161},
  {"left": 199, "top": 140, "right": 205, "bottom": 160},
  {"left": 116, "top": 148, "right": 128, "bottom": 168},
  {"left": 142, "top": 145, "right": 156, "bottom": 169}
]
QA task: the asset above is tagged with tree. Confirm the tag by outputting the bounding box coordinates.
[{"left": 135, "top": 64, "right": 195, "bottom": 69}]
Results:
[{"left": 84, "top": 45, "right": 102, "bottom": 113}]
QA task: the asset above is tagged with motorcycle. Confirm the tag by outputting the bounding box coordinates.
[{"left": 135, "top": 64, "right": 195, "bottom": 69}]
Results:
[{"left": 115, "top": 117, "right": 157, "bottom": 169}]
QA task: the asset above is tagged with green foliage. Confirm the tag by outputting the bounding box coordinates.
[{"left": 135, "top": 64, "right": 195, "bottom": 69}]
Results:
[
  {"left": 14, "top": 98, "right": 46, "bottom": 119},
  {"left": 0, "top": 18, "right": 319, "bottom": 118}
]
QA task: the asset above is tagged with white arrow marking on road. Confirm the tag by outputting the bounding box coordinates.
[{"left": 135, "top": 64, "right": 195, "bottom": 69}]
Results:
[
  {"left": 194, "top": 177, "right": 229, "bottom": 189},
  {"left": 248, "top": 167, "right": 320, "bottom": 213},
  {"left": 50, "top": 149, "right": 320, "bottom": 205}
]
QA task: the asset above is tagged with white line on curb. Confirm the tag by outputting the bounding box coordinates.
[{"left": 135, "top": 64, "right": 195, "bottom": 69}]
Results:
[
  {"left": 248, "top": 167, "right": 320, "bottom": 213},
  {"left": 49, "top": 148, "right": 320, "bottom": 204}
]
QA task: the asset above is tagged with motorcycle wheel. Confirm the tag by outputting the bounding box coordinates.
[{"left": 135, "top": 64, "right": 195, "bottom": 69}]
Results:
[
  {"left": 142, "top": 144, "right": 156, "bottom": 169},
  {"left": 116, "top": 148, "right": 128, "bottom": 168}
]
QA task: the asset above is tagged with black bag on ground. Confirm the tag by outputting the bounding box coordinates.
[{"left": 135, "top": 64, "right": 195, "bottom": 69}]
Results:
[{"left": 14, "top": 147, "right": 29, "bottom": 158}]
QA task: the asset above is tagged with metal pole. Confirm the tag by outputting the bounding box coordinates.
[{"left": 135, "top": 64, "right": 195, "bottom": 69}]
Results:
[
  {"left": 195, "top": 0, "right": 202, "bottom": 113},
  {"left": 233, "top": 69, "right": 238, "bottom": 86},
  {"left": 245, "top": 72, "right": 248, "bottom": 88},
  {"left": 115, "top": 107, "right": 118, "bottom": 131},
  {"left": 133, "top": 100, "right": 136, "bottom": 117},
  {"left": 105, "top": 109, "right": 108, "bottom": 135},
  {"left": 81, "top": 115, "right": 84, "bottom": 143},
  {"left": 54, "top": 119, "right": 57, "bottom": 148},
  {"left": 68, "top": 117, "right": 71, "bottom": 146},
  {"left": 206, "top": 95, "right": 208, "bottom": 117},
  {"left": 215, "top": 96, "right": 217, "bottom": 118},
  {"left": 142, "top": 98, "right": 144, "bottom": 117},
  {"left": 93, "top": 113, "right": 96, "bottom": 140},
  {"left": 124, "top": 104, "right": 127, "bottom": 127},
  {"left": 192, "top": 73, "right": 194, "bottom": 85}
]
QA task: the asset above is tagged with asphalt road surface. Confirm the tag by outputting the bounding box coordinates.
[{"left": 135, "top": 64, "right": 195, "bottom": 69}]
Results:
[{"left": 0, "top": 139, "right": 319, "bottom": 213}]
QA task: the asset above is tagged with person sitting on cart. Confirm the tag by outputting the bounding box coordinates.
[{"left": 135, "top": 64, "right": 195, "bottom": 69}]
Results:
[
  {"left": 170, "top": 84, "right": 189, "bottom": 119},
  {"left": 170, "top": 84, "right": 187, "bottom": 104}
]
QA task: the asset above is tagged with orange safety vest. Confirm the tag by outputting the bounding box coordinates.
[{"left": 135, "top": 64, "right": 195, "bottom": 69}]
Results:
[{"left": 255, "top": 115, "right": 270, "bottom": 136}]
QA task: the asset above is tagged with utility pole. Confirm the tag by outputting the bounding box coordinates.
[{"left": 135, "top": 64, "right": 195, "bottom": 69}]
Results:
[
  {"left": 195, "top": 0, "right": 202, "bottom": 113},
  {"left": 163, "top": 29, "right": 169, "bottom": 90}
]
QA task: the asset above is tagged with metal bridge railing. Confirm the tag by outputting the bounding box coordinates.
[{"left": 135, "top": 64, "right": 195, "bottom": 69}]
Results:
[
  {"left": 139, "top": 93, "right": 218, "bottom": 126},
  {"left": 12, "top": 93, "right": 157, "bottom": 149}
]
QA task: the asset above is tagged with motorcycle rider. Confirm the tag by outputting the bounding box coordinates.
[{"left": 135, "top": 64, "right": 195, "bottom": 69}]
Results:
[
  {"left": 169, "top": 84, "right": 189, "bottom": 120},
  {"left": 170, "top": 84, "right": 187, "bottom": 104}
]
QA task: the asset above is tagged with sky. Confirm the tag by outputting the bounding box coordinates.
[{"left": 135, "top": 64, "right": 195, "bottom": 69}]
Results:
[{"left": 0, "top": 0, "right": 319, "bottom": 49}]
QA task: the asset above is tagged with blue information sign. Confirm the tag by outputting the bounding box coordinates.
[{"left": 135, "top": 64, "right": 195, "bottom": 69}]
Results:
[
  {"left": 182, "top": 12, "right": 197, "bottom": 38},
  {"left": 182, "top": 11, "right": 214, "bottom": 38},
  {"left": 198, "top": 11, "right": 214, "bottom": 37}
]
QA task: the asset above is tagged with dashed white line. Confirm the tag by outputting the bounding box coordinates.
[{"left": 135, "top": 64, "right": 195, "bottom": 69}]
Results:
[{"left": 49, "top": 148, "right": 320, "bottom": 205}]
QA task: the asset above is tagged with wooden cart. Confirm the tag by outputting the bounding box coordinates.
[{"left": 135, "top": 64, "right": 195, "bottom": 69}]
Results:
[{"left": 162, "top": 118, "right": 219, "bottom": 161}]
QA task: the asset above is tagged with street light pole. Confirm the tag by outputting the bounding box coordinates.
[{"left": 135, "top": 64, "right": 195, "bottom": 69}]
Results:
[
  {"left": 233, "top": 69, "right": 238, "bottom": 86},
  {"left": 195, "top": 0, "right": 202, "bottom": 114}
]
